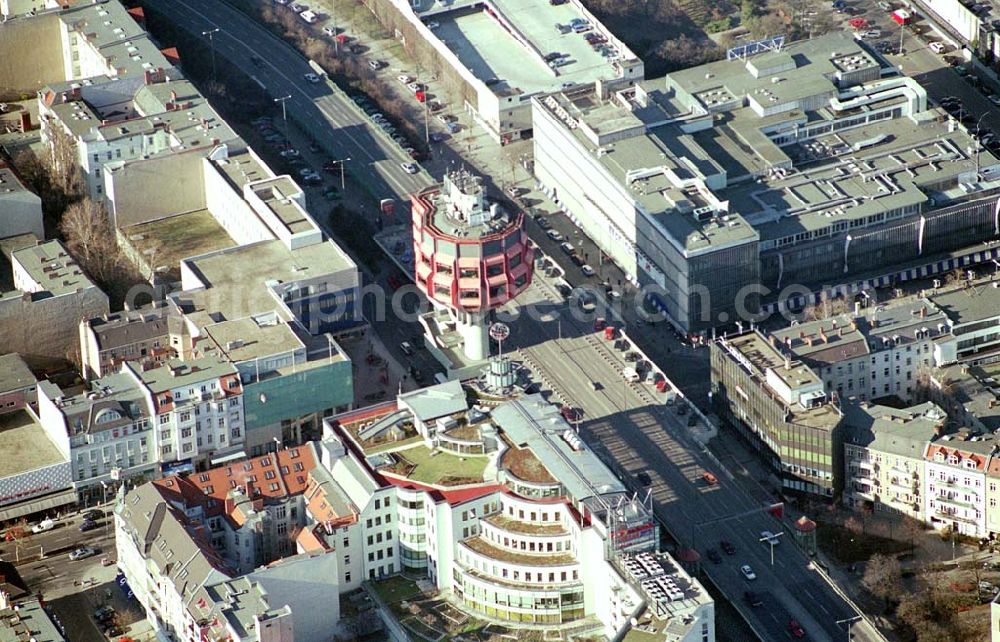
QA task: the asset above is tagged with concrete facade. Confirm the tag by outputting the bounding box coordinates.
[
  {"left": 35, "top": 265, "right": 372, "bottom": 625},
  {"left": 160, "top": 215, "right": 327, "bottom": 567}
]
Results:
[{"left": 0, "top": 240, "right": 109, "bottom": 361}]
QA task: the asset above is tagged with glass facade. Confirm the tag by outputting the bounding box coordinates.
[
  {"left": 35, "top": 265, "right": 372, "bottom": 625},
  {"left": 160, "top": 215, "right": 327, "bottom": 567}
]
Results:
[{"left": 243, "top": 360, "right": 353, "bottom": 433}]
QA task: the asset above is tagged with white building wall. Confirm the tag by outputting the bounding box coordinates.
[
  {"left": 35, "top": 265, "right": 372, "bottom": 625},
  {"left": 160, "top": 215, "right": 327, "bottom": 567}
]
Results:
[{"left": 924, "top": 458, "right": 987, "bottom": 537}]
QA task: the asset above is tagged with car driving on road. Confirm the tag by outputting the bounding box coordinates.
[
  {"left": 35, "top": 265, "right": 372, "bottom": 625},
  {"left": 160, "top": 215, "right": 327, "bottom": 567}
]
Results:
[
  {"left": 740, "top": 564, "right": 757, "bottom": 580},
  {"left": 69, "top": 546, "right": 97, "bottom": 561}
]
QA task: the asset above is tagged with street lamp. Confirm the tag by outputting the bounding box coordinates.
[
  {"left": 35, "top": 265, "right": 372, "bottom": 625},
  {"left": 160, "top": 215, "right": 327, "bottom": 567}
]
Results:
[
  {"left": 758, "top": 531, "right": 784, "bottom": 565},
  {"left": 274, "top": 95, "right": 292, "bottom": 122},
  {"left": 201, "top": 28, "right": 220, "bottom": 82},
  {"left": 837, "top": 615, "right": 862, "bottom": 641},
  {"left": 331, "top": 156, "right": 351, "bottom": 190}
]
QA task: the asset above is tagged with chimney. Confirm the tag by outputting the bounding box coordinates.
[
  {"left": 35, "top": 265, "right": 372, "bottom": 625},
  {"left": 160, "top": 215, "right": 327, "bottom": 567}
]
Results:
[
  {"left": 819, "top": 327, "right": 828, "bottom": 343},
  {"left": 784, "top": 356, "right": 792, "bottom": 370},
  {"left": 920, "top": 306, "right": 927, "bottom": 318},
  {"left": 854, "top": 301, "right": 861, "bottom": 317},
  {"left": 871, "top": 317, "right": 879, "bottom": 328},
  {"left": 170, "top": 90, "right": 178, "bottom": 102},
  {"left": 806, "top": 337, "right": 814, "bottom": 347},
  {"left": 799, "top": 331, "right": 806, "bottom": 339},
  {"left": 850, "top": 319, "right": 858, "bottom": 331},
  {"left": 144, "top": 69, "right": 153, "bottom": 85},
  {"left": 18, "top": 111, "right": 31, "bottom": 133},
  {"left": 769, "top": 335, "right": 779, "bottom": 348}
]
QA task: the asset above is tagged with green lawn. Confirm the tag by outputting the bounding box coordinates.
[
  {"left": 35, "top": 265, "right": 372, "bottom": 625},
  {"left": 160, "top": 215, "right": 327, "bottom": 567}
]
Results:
[
  {"left": 393, "top": 445, "right": 487, "bottom": 486},
  {"left": 372, "top": 575, "right": 422, "bottom": 605}
]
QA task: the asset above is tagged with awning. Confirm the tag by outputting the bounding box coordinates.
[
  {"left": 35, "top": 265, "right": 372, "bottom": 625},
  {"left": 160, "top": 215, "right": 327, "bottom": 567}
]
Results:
[
  {"left": 210, "top": 450, "right": 248, "bottom": 466},
  {"left": 0, "top": 488, "right": 78, "bottom": 522}
]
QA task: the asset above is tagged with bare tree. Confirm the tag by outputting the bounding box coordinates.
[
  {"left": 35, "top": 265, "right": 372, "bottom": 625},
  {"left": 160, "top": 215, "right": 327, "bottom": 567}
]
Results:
[
  {"left": 60, "top": 199, "right": 116, "bottom": 282},
  {"left": 861, "top": 553, "right": 902, "bottom": 610},
  {"left": 45, "top": 123, "right": 83, "bottom": 198}
]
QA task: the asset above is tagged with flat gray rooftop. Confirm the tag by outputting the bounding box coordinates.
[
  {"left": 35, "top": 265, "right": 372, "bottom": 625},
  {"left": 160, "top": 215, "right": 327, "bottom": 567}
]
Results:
[
  {"left": 179, "top": 239, "right": 354, "bottom": 326},
  {"left": 434, "top": 0, "right": 631, "bottom": 95},
  {"left": 0, "top": 354, "right": 35, "bottom": 394},
  {"left": 930, "top": 284, "right": 1000, "bottom": 326},
  {"left": 137, "top": 350, "right": 236, "bottom": 393},
  {"left": 11, "top": 240, "right": 98, "bottom": 295},
  {"left": 0, "top": 410, "right": 66, "bottom": 478},
  {"left": 205, "top": 317, "right": 304, "bottom": 363}
]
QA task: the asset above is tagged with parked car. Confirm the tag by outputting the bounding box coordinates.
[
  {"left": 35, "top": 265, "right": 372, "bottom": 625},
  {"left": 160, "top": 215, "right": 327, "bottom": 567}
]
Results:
[
  {"left": 559, "top": 241, "right": 575, "bottom": 254},
  {"left": 706, "top": 548, "right": 722, "bottom": 564},
  {"left": 303, "top": 72, "right": 322, "bottom": 83},
  {"left": 547, "top": 229, "right": 564, "bottom": 241},
  {"left": 79, "top": 520, "right": 99, "bottom": 532},
  {"left": 424, "top": 20, "right": 440, "bottom": 29},
  {"left": 637, "top": 471, "right": 652, "bottom": 486},
  {"left": 581, "top": 265, "right": 595, "bottom": 277},
  {"left": 323, "top": 25, "right": 336, "bottom": 36},
  {"left": 93, "top": 606, "right": 115, "bottom": 623},
  {"left": 401, "top": 162, "right": 419, "bottom": 174},
  {"left": 368, "top": 59, "right": 385, "bottom": 70},
  {"left": 69, "top": 546, "right": 96, "bottom": 561},
  {"left": 720, "top": 540, "right": 736, "bottom": 555},
  {"left": 289, "top": 2, "right": 308, "bottom": 12},
  {"left": 740, "top": 564, "right": 757, "bottom": 580},
  {"left": 397, "top": 74, "right": 414, "bottom": 84},
  {"left": 788, "top": 619, "right": 806, "bottom": 638},
  {"left": 279, "top": 148, "right": 300, "bottom": 158},
  {"left": 85, "top": 509, "right": 104, "bottom": 521},
  {"left": 31, "top": 519, "right": 55, "bottom": 534},
  {"left": 929, "top": 41, "right": 946, "bottom": 53}
]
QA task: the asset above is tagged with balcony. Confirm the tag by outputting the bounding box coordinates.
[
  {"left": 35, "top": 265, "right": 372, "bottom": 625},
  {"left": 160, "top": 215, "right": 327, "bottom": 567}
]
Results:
[
  {"left": 461, "top": 536, "right": 576, "bottom": 567},
  {"left": 935, "top": 494, "right": 975, "bottom": 510},
  {"left": 934, "top": 508, "right": 979, "bottom": 525}
]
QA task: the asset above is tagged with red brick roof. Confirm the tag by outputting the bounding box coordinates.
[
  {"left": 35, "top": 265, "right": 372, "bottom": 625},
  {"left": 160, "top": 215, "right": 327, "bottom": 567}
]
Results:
[
  {"left": 925, "top": 444, "right": 988, "bottom": 471},
  {"left": 153, "top": 446, "right": 317, "bottom": 519}
]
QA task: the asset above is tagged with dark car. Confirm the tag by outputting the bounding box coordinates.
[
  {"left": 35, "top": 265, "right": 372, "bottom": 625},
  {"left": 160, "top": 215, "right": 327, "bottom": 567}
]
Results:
[
  {"left": 744, "top": 591, "right": 763, "bottom": 607},
  {"left": 637, "top": 471, "right": 652, "bottom": 486},
  {"left": 720, "top": 540, "right": 736, "bottom": 555},
  {"left": 93, "top": 606, "right": 115, "bottom": 623},
  {"left": 79, "top": 520, "right": 98, "bottom": 532},
  {"left": 84, "top": 509, "right": 104, "bottom": 521},
  {"left": 104, "top": 625, "right": 123, "bottom": 638},
  {"left": 561, "top": 405, "right": 582, "bottom": 422},
  {"left": 706, "top": 548, "right": 722, "bottom": 564}
]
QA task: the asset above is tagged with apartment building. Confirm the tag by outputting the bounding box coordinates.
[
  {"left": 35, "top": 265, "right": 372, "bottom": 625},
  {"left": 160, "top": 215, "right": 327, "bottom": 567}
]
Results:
[
  {"left": 923, "top": 435, "right": 997, "bottom": 538},
  {"left": 36, "top": 372, "right": 156, "bottom": 495},
  {"left": 78, "top": 306, "right": 183, "bottom": 380},
  {"left": 532, "top": 30, "right": 1000, "bottom": 331},
  {"left": 38, "top": 73, "right": 240, "bottom": 200},
  {"left": 115, "top": 446, "right": 345, "bottom": 642},
  {"left": 842, "top": 402, "right": 945, "bottom": 520},
  {"left": 128, "top": 350, "right": 245, "bottom": 473},
  {"left": 711, "top": 331, "right": 843, "bottom": 496},
  {"left": 0, "top": 239, "right": 110, "bottom": 361},
  {"left": 772, "top": 300, "right": 945, "bottom": 402}
]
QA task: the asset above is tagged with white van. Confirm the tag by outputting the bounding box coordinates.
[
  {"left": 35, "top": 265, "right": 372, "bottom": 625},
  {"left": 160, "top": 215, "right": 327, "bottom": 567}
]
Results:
[
  {"left": 300, "top": 9, "right": 318, "bottom": 23},
  {"left": 622, "top": 367, "right": 640, "bottom": 383}
]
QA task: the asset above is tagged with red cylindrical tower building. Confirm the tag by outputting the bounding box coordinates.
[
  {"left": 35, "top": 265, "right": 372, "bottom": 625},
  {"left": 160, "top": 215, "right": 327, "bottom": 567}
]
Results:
[{"left": 411, "top": 170, "right": 533, "bottom": 361}]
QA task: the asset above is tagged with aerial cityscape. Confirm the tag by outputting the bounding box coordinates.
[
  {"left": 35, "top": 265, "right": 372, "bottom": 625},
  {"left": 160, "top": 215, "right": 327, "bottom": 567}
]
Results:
[{"left": 4, "top": 0, "right": 1000, "bottom": 640}]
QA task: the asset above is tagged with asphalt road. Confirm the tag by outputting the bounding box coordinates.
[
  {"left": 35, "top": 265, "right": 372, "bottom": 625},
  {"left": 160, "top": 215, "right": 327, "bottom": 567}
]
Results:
[
  {"left": 142, "top": 0, "right": 434, "bottom": 204},
  {"left": 504, "top": 277, "right": 876, "bottom": 642}
]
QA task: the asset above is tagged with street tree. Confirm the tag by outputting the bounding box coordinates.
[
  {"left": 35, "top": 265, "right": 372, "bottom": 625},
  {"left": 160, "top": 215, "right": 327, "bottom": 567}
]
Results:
[{"left": 861, "top": 553, "right": 902, "bottom": 609}]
